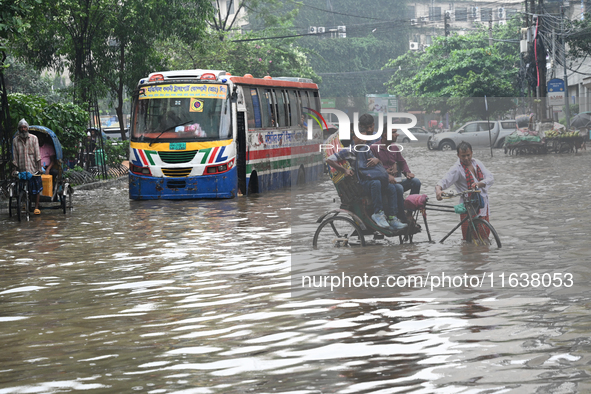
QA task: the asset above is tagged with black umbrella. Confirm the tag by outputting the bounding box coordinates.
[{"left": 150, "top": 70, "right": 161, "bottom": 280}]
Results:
[{"left": 570, "top": 112, "right": 591, "bottom": 128}]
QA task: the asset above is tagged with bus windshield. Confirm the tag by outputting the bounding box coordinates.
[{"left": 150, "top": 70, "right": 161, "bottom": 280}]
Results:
[{"left": 131, "top": 83, "right": 231, "bottom": 142}]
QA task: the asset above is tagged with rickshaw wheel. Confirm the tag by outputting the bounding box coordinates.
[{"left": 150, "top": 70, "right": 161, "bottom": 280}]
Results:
[
  {"left": 313, "top": 216, "right": 366, "bottom": 248},
  {"left": 8, "top": 193, "right": 14, "bottom": 218},
  {"left": 61, "top": 186, "right": 72, "bottom": 213},
  {"left": 17, "top": 189, "right": 29, "bottom": 222}
]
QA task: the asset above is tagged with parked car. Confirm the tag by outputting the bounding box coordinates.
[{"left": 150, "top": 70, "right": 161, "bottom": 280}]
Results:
[
  {"left": 400, "top": 126, "right": 435, "bottom": 145},
  {"left": 428, "top": 120, "right": 517, "bottom": 151}
]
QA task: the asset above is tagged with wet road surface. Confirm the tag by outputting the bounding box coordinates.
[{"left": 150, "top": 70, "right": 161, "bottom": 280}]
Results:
[{"left": 1, "top": 146, "right": 590, "bottom": 393}]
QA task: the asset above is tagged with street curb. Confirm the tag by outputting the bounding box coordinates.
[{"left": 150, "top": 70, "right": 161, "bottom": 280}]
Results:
[{"left": 74, "top": 175, "right": 127, "bottom": 191}]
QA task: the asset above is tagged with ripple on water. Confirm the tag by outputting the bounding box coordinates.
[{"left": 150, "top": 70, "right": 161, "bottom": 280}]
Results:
[{"left": 0, "top": 150, "right": 590, "bottom": 393}]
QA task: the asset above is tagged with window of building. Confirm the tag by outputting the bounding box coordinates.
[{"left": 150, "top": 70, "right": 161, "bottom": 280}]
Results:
[
  {"left": 455, "top": 8, "right": 467, "bottom": 21},
  {"left": 429, "top": 7, "right": 442, "bottom": 21}
]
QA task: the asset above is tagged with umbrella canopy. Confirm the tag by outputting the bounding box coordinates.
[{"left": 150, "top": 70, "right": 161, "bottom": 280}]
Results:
[{"left": 570, "top": 113, "right": 591, "bottom": 129}]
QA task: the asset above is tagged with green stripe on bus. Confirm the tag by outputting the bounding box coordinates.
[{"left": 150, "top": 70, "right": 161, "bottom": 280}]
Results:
[
  {"left": 145, "top": 150, "right": 157, "bottom": 165},
  {"left": 200, "top": 148, "right": 212, "bottom": 164}
]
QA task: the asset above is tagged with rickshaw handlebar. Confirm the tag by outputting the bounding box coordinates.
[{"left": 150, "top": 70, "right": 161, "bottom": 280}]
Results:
[{"left": 440, "top": 189, "right": 481, "bottom": 199}]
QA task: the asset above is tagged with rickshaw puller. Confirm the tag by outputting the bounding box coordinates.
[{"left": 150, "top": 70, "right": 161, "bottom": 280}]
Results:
[{"left": 12, "top": 119, "right": 43, "bottom": 215}]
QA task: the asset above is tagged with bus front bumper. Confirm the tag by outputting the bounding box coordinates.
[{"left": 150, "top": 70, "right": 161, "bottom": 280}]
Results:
[{"left": 129, "top": 168, "right": 237, "bottom": 200}]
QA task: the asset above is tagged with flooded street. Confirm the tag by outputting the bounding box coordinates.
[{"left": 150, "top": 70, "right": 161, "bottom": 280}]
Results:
[{"left": 1, "top": 146, "right": 591, "bottom": 393}]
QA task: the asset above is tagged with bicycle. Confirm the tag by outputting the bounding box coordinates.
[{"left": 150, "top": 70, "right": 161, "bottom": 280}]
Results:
[
  {"left": 423, "top": 189, "right": 501, "bottom": 248},
  {"left": 8, "top": 174, "right": 31, "bottom": 222}
]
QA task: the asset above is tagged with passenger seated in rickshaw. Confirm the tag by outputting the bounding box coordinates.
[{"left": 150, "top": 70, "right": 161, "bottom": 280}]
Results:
[
  {"left": 326, "top": 132, "right": 408, "bottom": 231},
  {"left": 38, "top": 133, "right": 58, "bottom": 177}
]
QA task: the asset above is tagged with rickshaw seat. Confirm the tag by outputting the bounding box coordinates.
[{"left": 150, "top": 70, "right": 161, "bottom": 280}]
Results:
[{"left": 333, "top": 175, "right": 364, "bottom": 206}]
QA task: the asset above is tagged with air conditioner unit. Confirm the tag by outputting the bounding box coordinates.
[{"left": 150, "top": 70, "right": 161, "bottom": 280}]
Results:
[
  {"left": 498, "top": 7, "right": 505, "bottom": 20},
  {"left": 410, "top": 18, "right": 418, "bottom": 25},
  {"left": 337, "top": 25, "right": 346, "bottom": 33},
  {"left": 498, "top": 20, "right": 507, "bottom": 26},
  {"left": 445, "top": 10, "right": 454, "bottom": 20},
  {"left": 422, "top": 44, "right": 431, "bottom": 50},
  {"left": 338, "top": 32, "right": 347, "bottom": 38},
  {"left": 409, "top": 41, "right": 419, "bottom": 51},
  {"left": 309, "top": 26, "right": 317, "bottom": 34},
  {"left": 317, "top": 27, "right": 325, "bottom": 34}
]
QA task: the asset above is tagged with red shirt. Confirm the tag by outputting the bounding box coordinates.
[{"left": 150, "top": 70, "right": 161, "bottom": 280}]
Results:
[{"left": 370, "top": 143, "right": 410, "bottom": 174}]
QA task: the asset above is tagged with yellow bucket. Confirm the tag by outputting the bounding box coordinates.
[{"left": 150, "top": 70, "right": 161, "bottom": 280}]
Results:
[{"left": 41, "top": 175, "right": 53, "bottom": 197}]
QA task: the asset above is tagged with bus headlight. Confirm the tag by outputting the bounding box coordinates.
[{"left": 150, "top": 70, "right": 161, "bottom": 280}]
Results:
[
  {"left": 205, "top": 159, "right": 234, "bottom": 175},
  {"left": 130, "top": 163, "right": 152, "bottom": 176}
]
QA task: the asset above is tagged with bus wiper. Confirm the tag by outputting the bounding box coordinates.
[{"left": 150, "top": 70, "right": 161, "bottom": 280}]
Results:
[{"left": 148, "top": 121, "right": 194, "bottom": 147}]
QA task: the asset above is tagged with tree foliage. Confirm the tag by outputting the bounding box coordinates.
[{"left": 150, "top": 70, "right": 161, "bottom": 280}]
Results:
[
  {"left": 292, "top": 0, "right": 410, "bottom": 97},
  {"left": 94, "top": 0, "right": 213, "bottom": 139},
  {"left": 384, "top": 18, "right": 521, "bottom": 120},
  {"left": 300, "top": 34, "right": 402, "bottom": 97},
  {"left": 159, "top": 31, "right": 318, "bottom": 81},
  {"left": 2, "top": 54, "right": 67, "bottom": 103},
  {"left": 566, "top": 13, "right": 591, "bottom": 59},
  {"left": 7, "top": 93, "right": 88, "bottom": 158}
]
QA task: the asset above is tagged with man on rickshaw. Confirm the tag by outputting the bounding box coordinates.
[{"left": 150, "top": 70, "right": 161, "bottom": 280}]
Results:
[
  {"left": 326, "top": 131, "right": 408, "bottom": 232},
  {"left": 11, "top": 119, "right": 43, "bottom": 215}
]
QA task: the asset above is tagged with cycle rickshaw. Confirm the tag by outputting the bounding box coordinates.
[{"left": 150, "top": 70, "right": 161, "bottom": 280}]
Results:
[
  {"left": 313, "top": 134, "right": 501, "bottom": 248},
  {"left": 8, "top": 126, "right": 73, "bottom": 221}
]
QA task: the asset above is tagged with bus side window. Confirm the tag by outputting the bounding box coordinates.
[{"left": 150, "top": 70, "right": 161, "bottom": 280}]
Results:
[
  {"left": 312, "top": 91, "right": 321, "bottom": 112},
  {"left": 303, "top": 90, "right": 314, "bottom": 112},
  {"left": 276, "top": 89, "right": 287, "bottom": 127},
  {"left": 298, "top": 90, "right": 309, "bottom": 118},
  {"left": 288, "top": 90, "right": 299, "bottom": 127},
  {"left": 262, "top": 89, "right": 275, "bottom": 128},
  {"left": 270, "top": 89, "right": 280, "bottom": 127},
  {"left": 244, "top": 88, "right": 257, "bottom": 128},
  {"left": 250, "top": 88, "right": 262, "bottom": 128}
]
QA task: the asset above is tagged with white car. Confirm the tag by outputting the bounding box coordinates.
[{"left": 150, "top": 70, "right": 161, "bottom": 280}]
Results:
[
  {"left": 401, "top": 126, "right": 436, "bottom": 145},
  {"left": 428, "top": 120, "right": 517, "bottom": 151}
]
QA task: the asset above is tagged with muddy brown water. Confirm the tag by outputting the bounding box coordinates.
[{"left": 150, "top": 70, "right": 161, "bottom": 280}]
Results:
[{"left": 1, "top": 147, "right": 590, "bottom": 393}]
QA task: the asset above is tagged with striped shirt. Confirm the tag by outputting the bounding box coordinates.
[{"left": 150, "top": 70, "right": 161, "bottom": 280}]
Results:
[{"left": 12, "top": 133, "right": 41, "bottom": 173}]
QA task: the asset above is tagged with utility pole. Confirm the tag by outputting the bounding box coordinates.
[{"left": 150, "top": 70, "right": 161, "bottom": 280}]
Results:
[
  {"left": 538, "top": 0, "right": 547, "bottom": 120},
  {"left": 561, "top": 4, "right": 571, "bottom": 128},
  {"left": 488, "top": 10, "right": 493, "bottom": 45}
]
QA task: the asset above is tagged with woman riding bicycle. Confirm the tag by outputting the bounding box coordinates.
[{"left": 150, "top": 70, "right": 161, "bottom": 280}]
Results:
[{"left": 435, "top": 141, "right": 494, "bottom": 240}]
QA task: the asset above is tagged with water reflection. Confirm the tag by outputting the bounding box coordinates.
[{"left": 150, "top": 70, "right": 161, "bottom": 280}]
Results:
[{"left": 0, "top": 148, "right": 590, "bottom": 393}]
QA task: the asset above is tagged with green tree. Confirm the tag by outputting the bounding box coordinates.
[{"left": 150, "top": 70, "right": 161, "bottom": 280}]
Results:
[
  {"left": 159, "top": 31, "right": 318, "bottom": 81},
  {"left": 212, "top": 0, "right": 299, "bottom": 35},
  {"left": 300, "top": 34, "right": 402, "bottom": 97},
  {"left": 2, "top": 54, "right": 67, "bottom": 103},
  {"left": 12, "top": 0, "right": 115, "bottom": 105},
  {"left": 0, "top": 0, "right": 42, "bottom": 173},
  {"left": 384, "top": 18, "right": 521, "bottom": 120},
  {"left": 7, "top": 93, "right": 88, "bottom": 158},
  {"left": 566, "top": 13, "right": 591, "bottom": 59},
  {"left": 95, "top": 0, "right": 213, "bottom": 139},
  {"left": 293, "top": 0, "right": 410, "bottom": 97}
]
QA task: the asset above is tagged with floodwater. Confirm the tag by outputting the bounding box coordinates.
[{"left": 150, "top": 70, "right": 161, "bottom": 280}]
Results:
[{"left": 1, "top": 146, "right": 591, "bottom": 393}]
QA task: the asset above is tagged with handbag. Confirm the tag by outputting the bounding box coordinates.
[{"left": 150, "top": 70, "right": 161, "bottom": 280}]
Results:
[{"left": 468, "top": 191, "right": 485, "bottom": 209}]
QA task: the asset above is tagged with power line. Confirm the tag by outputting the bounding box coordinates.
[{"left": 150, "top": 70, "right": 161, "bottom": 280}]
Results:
[{"left": 289, "top": 0, "right": 391, "bottom": 21}]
